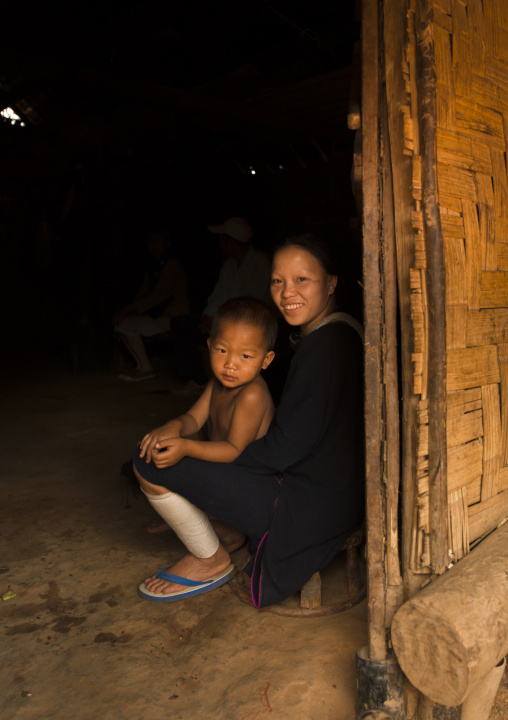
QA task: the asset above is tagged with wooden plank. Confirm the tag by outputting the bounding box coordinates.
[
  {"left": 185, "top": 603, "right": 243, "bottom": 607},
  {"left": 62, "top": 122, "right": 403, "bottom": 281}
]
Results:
[
  {"left": 499, "top": 343, "right": 508, "bottom": 466},
  {"left": 468, "top": 487, "right": 508, "bottom": 541},
  {"left": 447, "top": 345, "right": 500, "bottom": 391},
  {"left": 481, "top": 384, "right": 502, "bottom": 500},
  {"left": 480, "top": 271, "right": 508, "bottom": 308},
  {"left": 462, "top": 200, "right": 482, "bottom": 311},
  {"left": 466, "top": 308, "right": 508, "bottom": 346}
]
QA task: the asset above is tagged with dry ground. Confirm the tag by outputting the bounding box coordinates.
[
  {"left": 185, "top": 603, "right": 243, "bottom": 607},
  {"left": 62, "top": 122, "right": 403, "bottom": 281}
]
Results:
[
  {"left": 2, "top": 356, "right": 505, "bottom": 720},
  {"left": 0, "top": 358, "right": 367, "bottom": 720}
]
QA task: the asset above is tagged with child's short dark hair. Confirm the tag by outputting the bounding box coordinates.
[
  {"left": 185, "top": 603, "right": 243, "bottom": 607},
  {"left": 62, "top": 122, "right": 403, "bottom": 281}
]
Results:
[{"left": 211, "top": 297, "right": 278, "bottom": 351}]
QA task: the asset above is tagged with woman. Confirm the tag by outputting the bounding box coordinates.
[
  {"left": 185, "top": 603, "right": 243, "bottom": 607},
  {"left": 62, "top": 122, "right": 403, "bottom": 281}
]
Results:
[{"left": 133, "top": 233, "right": 365, "bottom": 608}]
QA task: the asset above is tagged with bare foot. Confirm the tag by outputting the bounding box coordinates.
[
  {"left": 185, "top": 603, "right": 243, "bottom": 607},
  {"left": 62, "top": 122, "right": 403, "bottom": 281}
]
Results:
[
  {"left": 147, "top": 519, "right": 170, "bottom": 534},
  {"left": 144, "top": 544, "right": 232, "bottom": 595},
  {"left": 210, "top": 519, "right": 246, "bottom": 553}
]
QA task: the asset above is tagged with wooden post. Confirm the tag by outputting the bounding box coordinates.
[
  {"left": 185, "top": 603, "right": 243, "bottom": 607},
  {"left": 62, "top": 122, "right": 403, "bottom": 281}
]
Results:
[
  {"left": 362, "top": 0, "right": 387, "bottom": 662},
  {"left": 383, "top": 0, "right": 421, "bottom": 583},
  {"left": 415, "top": 0, "right": 449, "bottom": 576}
]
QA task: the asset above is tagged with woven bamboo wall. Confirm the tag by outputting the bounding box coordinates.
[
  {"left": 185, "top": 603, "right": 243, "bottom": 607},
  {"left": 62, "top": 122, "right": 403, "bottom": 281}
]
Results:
[{"left": 401, "top": 0, "right": 508, "bottom": 571}]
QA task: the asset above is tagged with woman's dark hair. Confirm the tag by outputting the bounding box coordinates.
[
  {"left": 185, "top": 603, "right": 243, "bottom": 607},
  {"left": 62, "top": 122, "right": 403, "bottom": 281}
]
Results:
[
  {"left": 275, "top": 232, "right": 339, "bottom": 277},
  {"left": 211, "top": 296, "right": 278, "bottom": 350}
]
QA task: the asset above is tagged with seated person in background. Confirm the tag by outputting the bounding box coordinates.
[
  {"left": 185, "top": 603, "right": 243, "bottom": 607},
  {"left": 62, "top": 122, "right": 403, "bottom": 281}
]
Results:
[
  {"left": 171, "top": 217, "right": 271, "bottom": 394},
  {"left": 113, "top": 229, "right": 189, "bottom": 382},
  {"left": 138, "top": 297, "right": 277, "bottom": 553}
]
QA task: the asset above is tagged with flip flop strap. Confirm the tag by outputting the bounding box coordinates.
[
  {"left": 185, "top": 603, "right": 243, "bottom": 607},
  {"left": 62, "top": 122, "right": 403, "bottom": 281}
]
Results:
[{"left": 155, "top": 569, "right": 213, "bottom": 587}]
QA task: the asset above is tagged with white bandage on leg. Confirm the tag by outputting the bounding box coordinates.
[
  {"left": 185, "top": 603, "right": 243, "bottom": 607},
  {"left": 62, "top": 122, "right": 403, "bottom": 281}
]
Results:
[{"left": 142, "top": 490, "right": 219, "bottom": 558}]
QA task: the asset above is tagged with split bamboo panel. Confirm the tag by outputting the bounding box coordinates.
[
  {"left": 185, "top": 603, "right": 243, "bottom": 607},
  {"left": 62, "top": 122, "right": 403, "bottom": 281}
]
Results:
[{"left": 395, "top": 0, "right": 508, "bottom": 570}]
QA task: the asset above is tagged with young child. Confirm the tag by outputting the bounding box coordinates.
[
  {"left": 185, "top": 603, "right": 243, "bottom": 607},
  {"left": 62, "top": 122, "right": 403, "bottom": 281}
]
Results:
[
  {"left": 138, "top": 296, "right": 277, "bottom": 539},
  {"left": 139, "top": 296, "right": 277, "bottom": 468}
]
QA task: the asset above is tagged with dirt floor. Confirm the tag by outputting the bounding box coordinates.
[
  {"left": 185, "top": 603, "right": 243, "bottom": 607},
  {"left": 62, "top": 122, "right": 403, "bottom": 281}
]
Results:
[
  {"left": 2, "top": 353, "right": 506, "bottom": 720},
  {"left": 1, "top": 354, "right": 368, "bottom": 720}
]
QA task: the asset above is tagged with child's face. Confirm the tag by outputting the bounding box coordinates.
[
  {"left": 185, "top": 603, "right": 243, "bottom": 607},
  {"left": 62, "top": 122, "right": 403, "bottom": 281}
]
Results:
[{"left": 207, "top": 320, "right": 275, "bottom": 390}]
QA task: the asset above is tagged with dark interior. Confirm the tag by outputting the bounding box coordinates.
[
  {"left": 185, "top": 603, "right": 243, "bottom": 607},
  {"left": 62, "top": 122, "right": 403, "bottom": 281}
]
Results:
[{"left": 1, "top": 0, "right": 362, "bottom": 374}]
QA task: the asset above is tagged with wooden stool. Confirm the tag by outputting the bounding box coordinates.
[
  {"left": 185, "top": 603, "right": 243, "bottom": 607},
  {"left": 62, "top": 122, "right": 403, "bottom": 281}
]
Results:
[{"left": 233, "top": 524, "right": 366, "bottom": 617}]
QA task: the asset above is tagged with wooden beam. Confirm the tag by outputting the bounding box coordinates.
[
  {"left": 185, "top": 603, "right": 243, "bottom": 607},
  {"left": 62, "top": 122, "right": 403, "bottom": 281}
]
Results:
[
  {"left": 391, "top": 521, "right": 508, "bottom": 706},
  {"left": 1, "top": 50, "right": 343, "bottom": 139}
]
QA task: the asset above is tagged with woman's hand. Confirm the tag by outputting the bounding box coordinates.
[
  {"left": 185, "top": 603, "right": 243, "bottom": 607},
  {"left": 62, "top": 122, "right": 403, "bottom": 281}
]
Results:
[
  {"left": 139, "top": 421, "right": 182, "bottom": 463},
  {"left": 152, "top": 437, "right": 188, "bottom": 468}
]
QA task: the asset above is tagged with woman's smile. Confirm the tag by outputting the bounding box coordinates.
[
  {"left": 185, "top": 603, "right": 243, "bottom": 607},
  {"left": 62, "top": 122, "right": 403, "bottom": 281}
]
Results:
[{"left": 271, "top": 246, "right": 337, "bottom": 334}]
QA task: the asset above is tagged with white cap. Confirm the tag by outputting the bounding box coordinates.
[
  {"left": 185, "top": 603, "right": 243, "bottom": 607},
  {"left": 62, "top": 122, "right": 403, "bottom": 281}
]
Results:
[{"left": 207, "top": 217, "right": 254, "bottom": 243}]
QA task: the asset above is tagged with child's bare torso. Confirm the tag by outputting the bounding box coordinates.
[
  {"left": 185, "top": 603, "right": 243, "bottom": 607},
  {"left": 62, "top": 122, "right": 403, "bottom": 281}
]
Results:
[{"left": 208, "top": 375, "right": 274, "bottom": 442}]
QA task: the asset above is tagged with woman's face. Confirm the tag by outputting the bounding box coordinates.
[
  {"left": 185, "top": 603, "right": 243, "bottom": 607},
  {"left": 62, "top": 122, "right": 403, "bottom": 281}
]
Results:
[{"left": 271, "top": 246, "right": 338, "bottom": 334}]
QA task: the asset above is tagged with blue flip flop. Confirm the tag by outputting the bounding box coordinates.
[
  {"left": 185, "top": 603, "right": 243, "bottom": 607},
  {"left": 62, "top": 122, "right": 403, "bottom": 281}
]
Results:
[{"left": 139, "top": 563, "right": 235, "bottom": 602}]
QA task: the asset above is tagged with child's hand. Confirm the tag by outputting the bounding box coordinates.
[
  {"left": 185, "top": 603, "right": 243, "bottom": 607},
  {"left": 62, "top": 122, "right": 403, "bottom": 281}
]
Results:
[
  {"left": 152, "top": 438, "right": 188, "bottom": 468},
  {"left": 139, "top": 421, "right": 181, "bottom": 462}
]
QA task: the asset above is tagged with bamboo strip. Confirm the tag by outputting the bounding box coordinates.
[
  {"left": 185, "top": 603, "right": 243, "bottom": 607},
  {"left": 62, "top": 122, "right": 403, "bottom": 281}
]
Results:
[
  {"left": 446, "top": 387, "right": 482, "bottom": 416},
  {"left": 455, "top": 100, "right": 506, "bottom": 150},
  {"left": 467, "top": 0, "right": 486, "bottom": 78},
  {"left": 499, "top": 466, "right": 508, "bottom": 491},
  {"left": 418, "top": 410, "right": 483, "bottom": 456},
  {"left": 448, "top": 439, "right": 484, "bottom": 493},
  {"left": 436, "top": 192, "right": 463, "bottom": 214},
  {"left": 444, "top": 237, "right": 467, "bottom": 348},
  {"left": 434, "top": 8, "right": 452, "bottom": 33},
  {"left": 481, "top": 384, "right": 502, "bottom": 500},
  {"left": 436, "top": 132, "right": 473, "bottom": 171},
  {"left": 470, "top": 75, "right": 508, "bottom": 117},
  {"left": 498, "top": 242, "right": 508, "bottom": 271},
  {"left": 447, "top": 409, "right": 484, "bottom": 448},
  {"left": 441, "top": 214, "right": 466, "bottom": 238},
  {"left": 447, "top": 345, "right": 501, "bottom": 391},
  {"left": 451, "top": 0, "right": 472, "bottom": 100},
  {"left": 437, "top": 163, "right": 477, "bottom": 200},
  {"left": 470, "top": 137, "right": 494, "bottom": 174},
  {"left": 448, "top": 487, "right": 470, "bottom": 560},
  {"left": 462, "top": 200, "right": 482, "bottom": 310},
  {"left": 476, "top": 173, "right": 497, "bottom": 271},
  {"left": 466, "top": 309, "right": 508, "bottom": 346},
  {"left": 434, "top": 23, "right": 456, "bottom": 130},
  {"left": 480, "top": 271, "right": 508, "bottom": 308},
  {"left": 498, "top": 343, "right": 508, "bottom": 466},
  {"left": 468, "top": 487, "right": 508, "bottom": 541}
]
